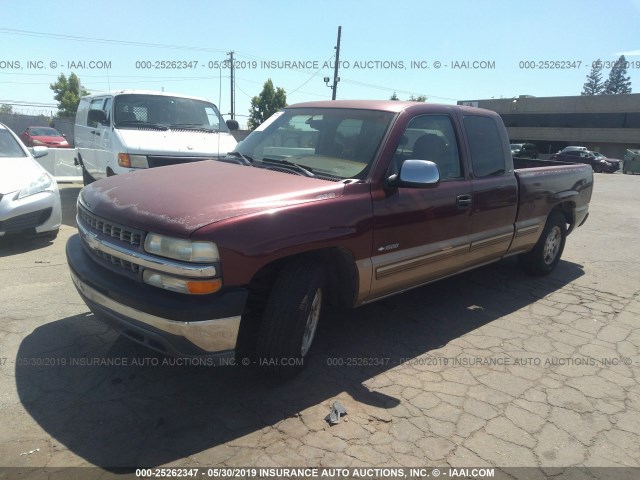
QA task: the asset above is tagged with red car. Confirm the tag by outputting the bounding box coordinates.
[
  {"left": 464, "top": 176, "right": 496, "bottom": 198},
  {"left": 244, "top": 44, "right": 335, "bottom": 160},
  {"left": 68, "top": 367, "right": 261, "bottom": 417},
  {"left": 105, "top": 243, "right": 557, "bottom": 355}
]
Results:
[{"left": 19, "top": 126, "right": 70, "bottom": 148}]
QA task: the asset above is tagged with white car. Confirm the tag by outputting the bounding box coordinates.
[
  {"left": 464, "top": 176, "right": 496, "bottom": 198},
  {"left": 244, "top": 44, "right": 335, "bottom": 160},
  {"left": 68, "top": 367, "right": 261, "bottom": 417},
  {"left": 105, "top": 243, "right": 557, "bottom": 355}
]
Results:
[{"left": 0, "top": 123, "right": 62, "bottom": 238}]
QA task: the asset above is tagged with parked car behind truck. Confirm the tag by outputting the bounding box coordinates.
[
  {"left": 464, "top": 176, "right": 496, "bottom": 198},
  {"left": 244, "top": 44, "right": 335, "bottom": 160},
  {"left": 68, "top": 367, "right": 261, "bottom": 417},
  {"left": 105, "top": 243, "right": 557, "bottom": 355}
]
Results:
[
  {"left": 75, "top": 89, "right": 238, "bottom": 185},
  {"left": 550, "top": 149, "right": 621, "bottom": 173},
  {"left": 510, "top": 142, "right": 538, "bottom": 159},
  {"left": 67, "top": 101, "right": 593, "bottom": 378}
]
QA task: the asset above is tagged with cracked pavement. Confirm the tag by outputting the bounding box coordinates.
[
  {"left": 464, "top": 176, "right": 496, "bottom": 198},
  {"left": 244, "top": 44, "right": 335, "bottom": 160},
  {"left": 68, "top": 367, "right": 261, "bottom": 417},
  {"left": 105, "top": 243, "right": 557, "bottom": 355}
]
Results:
[{"left": 0, "top": 174, "right": 638, "bottom": 474}]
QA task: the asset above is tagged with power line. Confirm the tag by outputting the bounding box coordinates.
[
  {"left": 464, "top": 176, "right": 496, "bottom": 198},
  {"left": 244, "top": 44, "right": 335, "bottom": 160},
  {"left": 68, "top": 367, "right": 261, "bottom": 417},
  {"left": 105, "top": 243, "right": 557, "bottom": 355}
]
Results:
[
  {"left": 0, "top": 29, "right": 457, "bottom": 104},
  {"left": 0, "top": 28, "right": 229, "bottom": 54},
  {"left": 0, "top": 99, "right": 57, "bottom": 106}
]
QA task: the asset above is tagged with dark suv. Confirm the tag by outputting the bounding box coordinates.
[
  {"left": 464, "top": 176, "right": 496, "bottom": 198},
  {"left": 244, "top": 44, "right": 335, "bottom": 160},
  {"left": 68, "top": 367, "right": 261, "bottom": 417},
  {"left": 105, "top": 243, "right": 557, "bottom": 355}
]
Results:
[
  {"left": 550, "top": 150, "right": 621, "bottom": 173},
  {"left": 510, "top": 143, "right": 539, "bottom": 159}
]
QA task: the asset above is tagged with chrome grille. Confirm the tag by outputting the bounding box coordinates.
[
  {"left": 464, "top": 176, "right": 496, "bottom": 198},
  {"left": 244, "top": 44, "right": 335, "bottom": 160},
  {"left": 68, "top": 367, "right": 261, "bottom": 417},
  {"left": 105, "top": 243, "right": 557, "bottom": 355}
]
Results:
[
  {"left": 94, "top": 250, "right": 140, "bottom": 273},
  {"left": 78, "top": 207, "right": 142, "bottom": 246}
]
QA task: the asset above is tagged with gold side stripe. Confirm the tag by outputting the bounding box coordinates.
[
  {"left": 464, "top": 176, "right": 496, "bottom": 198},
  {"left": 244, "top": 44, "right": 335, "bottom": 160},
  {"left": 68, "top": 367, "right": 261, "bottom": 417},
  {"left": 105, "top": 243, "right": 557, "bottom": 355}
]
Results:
[
  {"left": 376, "top": 244, "right": 469, "bottom": 279},
  {"left": 515, "top": 225, "right": 540, "bottom": 238},
  {"left": 469, "top": 233, "right": 513, "bottom": 252}
]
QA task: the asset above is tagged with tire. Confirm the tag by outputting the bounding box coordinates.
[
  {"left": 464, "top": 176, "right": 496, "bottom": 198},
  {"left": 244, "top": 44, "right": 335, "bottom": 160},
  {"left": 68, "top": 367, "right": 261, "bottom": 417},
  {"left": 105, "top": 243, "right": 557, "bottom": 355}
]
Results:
[
  {"left": 255, "top": 259, "right": 325, "bottom": 379},
  {"left": 519, "top": 211, "right": 567, "bottom": 276}
]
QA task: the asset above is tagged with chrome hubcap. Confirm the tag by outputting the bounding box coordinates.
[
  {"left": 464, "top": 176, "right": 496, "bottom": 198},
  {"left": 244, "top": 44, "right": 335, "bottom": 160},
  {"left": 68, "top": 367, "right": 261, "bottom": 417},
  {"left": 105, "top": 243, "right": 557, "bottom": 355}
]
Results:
[
  {"left": 543, "top": 226, "right": 561, "bottom": 265},
  {"left": 301, "top": 288, "right": 322, "bottom": 357}
]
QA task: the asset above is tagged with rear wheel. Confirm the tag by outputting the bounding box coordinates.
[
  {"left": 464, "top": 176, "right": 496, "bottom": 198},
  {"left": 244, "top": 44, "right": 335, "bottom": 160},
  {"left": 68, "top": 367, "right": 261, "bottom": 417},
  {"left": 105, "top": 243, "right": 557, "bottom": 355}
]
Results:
[
  {"left": 255, "top": 259, "right": 325, "bottom": 379},
  {"left": 519, "top": 211, "right": 567, "bottom": 276}
]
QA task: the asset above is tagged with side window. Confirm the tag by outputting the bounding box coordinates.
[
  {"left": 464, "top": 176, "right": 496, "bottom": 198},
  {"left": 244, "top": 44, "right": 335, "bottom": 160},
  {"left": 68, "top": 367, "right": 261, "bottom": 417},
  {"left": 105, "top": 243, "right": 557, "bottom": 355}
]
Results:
[
  {"left": 463, "top": 115, "right": 506, "bottom": 177},
  {"left": 87, "top": 98, "right": 105, "bottom": 127},
  {"left": 392, "top": 115, "right": 462, "bottom": 179}
]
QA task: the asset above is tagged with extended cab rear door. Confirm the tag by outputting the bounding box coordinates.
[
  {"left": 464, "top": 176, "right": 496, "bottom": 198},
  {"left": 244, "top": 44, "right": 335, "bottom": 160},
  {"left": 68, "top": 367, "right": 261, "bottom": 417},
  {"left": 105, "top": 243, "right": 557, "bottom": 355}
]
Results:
[
  {"left": 461, "top": 114, "right": 518, "bottom": 264},
  {"left": 369, "top": 113, "right": 473, "bottom": 300}
]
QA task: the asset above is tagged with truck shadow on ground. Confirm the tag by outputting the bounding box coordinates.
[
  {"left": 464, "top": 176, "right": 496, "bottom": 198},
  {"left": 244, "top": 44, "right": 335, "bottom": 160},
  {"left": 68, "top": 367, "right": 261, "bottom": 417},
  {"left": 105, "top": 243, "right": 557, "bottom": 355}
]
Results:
[{"left": 15, "top": 258, "right": 584, "bottom": 468}]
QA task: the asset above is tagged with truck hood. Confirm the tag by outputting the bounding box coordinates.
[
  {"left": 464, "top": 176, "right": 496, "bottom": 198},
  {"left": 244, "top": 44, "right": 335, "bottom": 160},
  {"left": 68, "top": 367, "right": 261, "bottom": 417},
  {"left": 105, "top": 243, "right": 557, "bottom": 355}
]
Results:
[
  {"left": 80, "top": 161, "right": 345, "bottom": 237},
  {"left": 118, "top": 128, "right": 237, "bottom": 156}
]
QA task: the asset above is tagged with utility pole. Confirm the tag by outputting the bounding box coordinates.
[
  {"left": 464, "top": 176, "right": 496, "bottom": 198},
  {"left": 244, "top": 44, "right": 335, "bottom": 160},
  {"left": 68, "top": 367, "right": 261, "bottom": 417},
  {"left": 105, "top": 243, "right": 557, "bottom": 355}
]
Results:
[
  {"left": 332, "top": 26, "right": 342, "bottom": 100},
  {"left": 228, "top": 51, "right": 235, "bottom": 120}
]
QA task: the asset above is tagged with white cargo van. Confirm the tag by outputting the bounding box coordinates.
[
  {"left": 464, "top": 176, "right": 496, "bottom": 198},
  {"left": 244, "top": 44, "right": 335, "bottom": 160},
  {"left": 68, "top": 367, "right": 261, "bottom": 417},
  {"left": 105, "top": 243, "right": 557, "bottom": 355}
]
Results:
[{"left": 74, "top": 90, "right": 238, "bottom": 185}]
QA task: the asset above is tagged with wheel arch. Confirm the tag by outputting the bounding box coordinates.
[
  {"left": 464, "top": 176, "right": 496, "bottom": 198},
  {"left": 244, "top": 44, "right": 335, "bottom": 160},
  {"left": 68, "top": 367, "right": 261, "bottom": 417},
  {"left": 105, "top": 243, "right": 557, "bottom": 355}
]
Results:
[
  {"left": 235, "top": 247, "right": 358, "bottom": 372},
  {"left": 554, "top": 201, "right": 576, "bottom": 235},
  {"left": 244, "top": 247, "right": 358, "bottom": 312}
]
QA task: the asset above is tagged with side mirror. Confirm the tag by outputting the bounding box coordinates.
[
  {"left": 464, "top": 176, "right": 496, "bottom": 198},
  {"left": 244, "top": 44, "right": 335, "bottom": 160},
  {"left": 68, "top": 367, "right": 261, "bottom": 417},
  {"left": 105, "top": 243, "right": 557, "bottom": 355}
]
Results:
[
  {"left": 226, "top": 119, "right": 239, "bottom": 131},
  {"left": 88, "top": 109, "right": 107, "bottom": 126},
  {"left": 387, "top": 159, "right": 440, "bottom": 189},
  {"left": 32, "top": 146, "right": 49, "bottom": 158},
  {"left": 62, "top": 133, "right": 67, "bottom": 137}
]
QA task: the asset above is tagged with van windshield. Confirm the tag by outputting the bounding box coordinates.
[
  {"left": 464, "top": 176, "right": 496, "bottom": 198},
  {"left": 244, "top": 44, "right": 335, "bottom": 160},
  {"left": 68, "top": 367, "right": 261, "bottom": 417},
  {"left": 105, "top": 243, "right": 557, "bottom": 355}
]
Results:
[{"left": 113, "top": 94, "right": 228, "bottom": 132}]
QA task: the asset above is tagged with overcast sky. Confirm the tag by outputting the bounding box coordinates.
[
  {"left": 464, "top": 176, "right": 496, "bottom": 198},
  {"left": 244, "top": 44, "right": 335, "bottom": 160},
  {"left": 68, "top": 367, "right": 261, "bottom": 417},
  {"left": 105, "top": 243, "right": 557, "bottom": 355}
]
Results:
[{"left": 2, "top": 0, "right": 640, "bottom": 127}]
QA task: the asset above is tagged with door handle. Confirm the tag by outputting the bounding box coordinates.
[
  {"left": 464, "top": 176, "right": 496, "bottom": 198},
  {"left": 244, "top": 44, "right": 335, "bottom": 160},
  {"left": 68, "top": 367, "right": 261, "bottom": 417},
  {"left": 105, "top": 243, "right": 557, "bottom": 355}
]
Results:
[
  {"left": 90, "top": 130, "right": 101, "bottom": 136},
  {"left": 457, "top": 194, "right": 472, "bottom": 208}
]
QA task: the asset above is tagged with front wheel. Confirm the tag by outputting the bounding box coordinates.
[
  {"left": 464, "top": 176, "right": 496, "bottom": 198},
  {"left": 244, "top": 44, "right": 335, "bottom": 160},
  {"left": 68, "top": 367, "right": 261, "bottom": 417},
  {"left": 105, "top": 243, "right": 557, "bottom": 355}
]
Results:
[
  {"left": 255, "top": 259, "right": 325, "bottom": 379},
  {"left": 519, "top": 211, "right": 567, "bottom": 276}
]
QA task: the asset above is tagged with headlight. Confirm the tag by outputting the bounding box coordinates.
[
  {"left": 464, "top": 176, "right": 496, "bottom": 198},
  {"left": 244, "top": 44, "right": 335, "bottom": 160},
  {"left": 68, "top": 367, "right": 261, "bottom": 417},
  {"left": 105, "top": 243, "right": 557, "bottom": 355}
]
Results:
[
  {"left": 144, "top": 233, "right": 219, "bottom": 262},
  {"left": 118, "top": 153, "right": 149, "bottom": 168},
  {"left": 17, "top": 173, "right": 55, "bottom": 199}
]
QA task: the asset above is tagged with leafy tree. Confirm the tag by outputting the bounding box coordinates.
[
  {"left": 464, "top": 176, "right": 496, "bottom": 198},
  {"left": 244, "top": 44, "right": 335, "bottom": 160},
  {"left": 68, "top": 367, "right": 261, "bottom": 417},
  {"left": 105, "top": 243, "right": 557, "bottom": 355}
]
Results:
[
  {"left": 50, "top": 72, "right": 89, "bottom": 117},
  {"left": 248, "top": 79, "right": 287, "bottom": 130},
  {"left": 581, "top": 60, "right": 605, "bottom": 95},
  {"left": 603, "top": 55, "right": 632, "bottom": 94},
  {"left": 389, "top": 93, "right": 427, "bottom": 102},
  {"left": 0, "top": 104, "right": 13, "bottom": 114}
]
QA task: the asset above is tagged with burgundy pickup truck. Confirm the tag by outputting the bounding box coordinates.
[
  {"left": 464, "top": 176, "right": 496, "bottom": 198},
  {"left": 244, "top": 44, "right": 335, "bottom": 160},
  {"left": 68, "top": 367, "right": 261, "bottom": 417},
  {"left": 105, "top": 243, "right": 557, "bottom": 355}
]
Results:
[{"left": 66, "top": 101, "right": 593, "bottom": 377}]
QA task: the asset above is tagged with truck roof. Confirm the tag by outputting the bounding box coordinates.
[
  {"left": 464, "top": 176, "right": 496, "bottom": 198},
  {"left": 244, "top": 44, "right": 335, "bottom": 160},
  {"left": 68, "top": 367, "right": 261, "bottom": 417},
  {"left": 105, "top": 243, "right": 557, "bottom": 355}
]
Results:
[{"left": 287, "top": 99, "right": 496, "bottom": 116}]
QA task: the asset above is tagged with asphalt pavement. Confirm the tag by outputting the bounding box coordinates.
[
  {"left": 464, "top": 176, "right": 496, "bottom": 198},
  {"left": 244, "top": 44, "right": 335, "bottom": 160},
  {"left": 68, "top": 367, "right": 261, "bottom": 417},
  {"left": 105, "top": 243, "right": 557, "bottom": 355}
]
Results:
[{"left": 0, "top": 173, "right": 639, "bottom": 477}]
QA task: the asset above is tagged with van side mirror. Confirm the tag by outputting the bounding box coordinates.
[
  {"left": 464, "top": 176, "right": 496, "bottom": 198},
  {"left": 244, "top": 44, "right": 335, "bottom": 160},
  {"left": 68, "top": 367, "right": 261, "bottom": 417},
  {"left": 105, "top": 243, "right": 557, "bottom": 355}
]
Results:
[
  {"left": 387, "top": 159, "right": 440, "bottom": 189},
  {"left": 226, "top": 119, "right": 239, "bottom": 131},
  {"left": 88, "top": 109, "right": 107, "bottom": 126}
]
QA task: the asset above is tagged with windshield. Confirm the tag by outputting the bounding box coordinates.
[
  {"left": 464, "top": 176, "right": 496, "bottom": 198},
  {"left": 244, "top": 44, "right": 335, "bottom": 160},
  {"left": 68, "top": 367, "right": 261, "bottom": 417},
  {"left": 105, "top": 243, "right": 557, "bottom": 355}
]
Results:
[
  {"left": 113, "top": 94, "right": 228, "bottom": 132},
  {"left": 234, "top": 107, "right": 395, "bottom": 180},
  {"left": 30, "top": 127, "right": 61, "bottom": 136},
  {"left": 0, "top": 129, "right": 27, "bottom": 158},
  {"left": 510, "top": 144, "right": 523, "bottom": 150}
]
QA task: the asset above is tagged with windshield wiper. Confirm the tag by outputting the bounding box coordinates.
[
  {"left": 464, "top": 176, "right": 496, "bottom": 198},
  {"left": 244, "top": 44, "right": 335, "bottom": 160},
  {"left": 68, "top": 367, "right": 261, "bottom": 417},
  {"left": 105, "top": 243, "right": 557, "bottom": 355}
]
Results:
[
  {"left": 170, "top": 124, "right": 220, "bottom": 132},
  {"left": 116, "top": 121, "right": 169, "bottom": 130},
  {"left": 222, "top": 151, "right": 253, "bottom": 166},
  {"left": 260, "top": 157, "right": 315, "bottom": 177}
]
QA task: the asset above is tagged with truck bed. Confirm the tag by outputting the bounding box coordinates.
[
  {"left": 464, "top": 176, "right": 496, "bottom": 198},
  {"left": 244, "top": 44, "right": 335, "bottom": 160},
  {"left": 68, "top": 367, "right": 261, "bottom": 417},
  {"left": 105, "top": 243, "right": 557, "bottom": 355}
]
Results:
[{"left": 513, "top": 158, "right": 593, "bottom": 235}]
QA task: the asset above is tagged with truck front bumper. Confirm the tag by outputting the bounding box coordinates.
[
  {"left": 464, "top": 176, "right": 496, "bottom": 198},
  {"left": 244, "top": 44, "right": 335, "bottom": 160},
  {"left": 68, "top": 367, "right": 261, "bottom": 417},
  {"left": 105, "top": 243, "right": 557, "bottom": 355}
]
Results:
[{"left": 66, "top": 234, "right": 247, "bottom": 359}]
